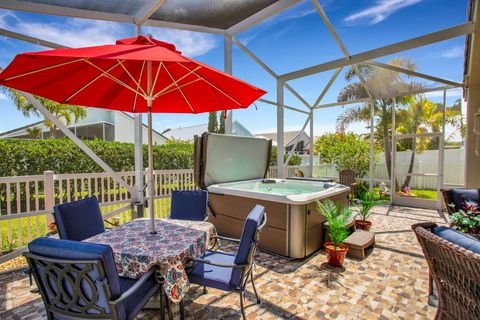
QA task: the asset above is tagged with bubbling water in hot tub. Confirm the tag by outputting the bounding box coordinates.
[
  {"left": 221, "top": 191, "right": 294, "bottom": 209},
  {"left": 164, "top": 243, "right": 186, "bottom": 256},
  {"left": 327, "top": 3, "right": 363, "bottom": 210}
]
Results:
[{"left": 227, "top": 179, "right": 333, "bottom": 196}]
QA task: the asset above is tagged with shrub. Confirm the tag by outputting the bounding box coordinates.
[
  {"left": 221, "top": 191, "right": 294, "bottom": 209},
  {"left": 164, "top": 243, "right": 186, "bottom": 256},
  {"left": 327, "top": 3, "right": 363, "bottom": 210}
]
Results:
[
  {"left": 0, "top": 139, "right": 194, "bottom": 176},
  {"left": 313, "top": 132, "right": 376, "bottom": 178}
]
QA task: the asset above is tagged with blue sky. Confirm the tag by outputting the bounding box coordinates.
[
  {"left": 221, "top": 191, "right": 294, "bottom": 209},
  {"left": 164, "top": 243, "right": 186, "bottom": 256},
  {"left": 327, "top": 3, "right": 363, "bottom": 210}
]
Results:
[{"left": 0, "top": 0, "right": 469, "bottom": 138}]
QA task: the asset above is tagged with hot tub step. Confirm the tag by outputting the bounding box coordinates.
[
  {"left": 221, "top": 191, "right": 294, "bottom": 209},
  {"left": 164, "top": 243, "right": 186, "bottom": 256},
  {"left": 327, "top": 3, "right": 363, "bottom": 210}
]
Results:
[{"left": 344, "top": 230, "right": 375, "bottom": 260}]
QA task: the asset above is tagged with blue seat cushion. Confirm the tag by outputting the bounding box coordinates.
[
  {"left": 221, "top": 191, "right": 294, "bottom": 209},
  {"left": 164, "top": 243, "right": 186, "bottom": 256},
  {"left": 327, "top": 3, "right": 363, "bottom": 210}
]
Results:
[
  {"left": 119, "top": 275, "right": 160, "bottom": 320},
  {"left": 170, "top": 190, "right": 208, "bottom": 221},
  {"left": 433, "top": 226, "right": 480, "bottom": 254},
  {"left": 450, "top": 189, "right": 480, "bottom": 211},
  {"left": 188, "top": 251, "right": 236, "bottom": 291},
  {"left": 53, "top": 196, "right": 105, "bottom": 241}
]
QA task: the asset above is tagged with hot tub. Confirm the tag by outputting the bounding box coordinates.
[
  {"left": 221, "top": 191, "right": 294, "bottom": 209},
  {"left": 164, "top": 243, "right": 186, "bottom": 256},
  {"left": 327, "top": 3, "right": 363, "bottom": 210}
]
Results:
[{"left": 194, "top": 133, "right": 350, "bottom": 258}]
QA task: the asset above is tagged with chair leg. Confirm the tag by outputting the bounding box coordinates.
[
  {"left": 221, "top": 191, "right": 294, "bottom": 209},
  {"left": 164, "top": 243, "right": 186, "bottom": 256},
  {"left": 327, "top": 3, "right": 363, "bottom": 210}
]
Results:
[
  {"left": 179, "top": 299, "right": 185, "bottom": 320},
  {"left": 165, "top": 297, "right": 173, "bottom": 320},
  {"left": 160, "top": 288, "right": 165, "bottom": 320},
  {"left": 250, "top": 271, "right": 260, "bottom": 304},
  {"left": 239, "top": 291, "right": 247, "bottom": 320}
]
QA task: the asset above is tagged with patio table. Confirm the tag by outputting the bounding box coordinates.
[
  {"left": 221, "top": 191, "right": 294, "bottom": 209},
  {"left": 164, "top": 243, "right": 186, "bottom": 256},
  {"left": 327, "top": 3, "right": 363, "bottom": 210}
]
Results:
[{"left": 84, "top": 218, "right": 217, "bottom": 303}]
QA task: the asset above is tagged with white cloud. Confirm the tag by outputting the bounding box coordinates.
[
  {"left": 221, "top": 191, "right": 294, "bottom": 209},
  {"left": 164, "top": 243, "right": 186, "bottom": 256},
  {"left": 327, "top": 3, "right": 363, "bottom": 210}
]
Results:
[
  {"left": 440, "top": 46, "right": 464, "bottom": 59},
  {"left": 0, "top": 92, "right": 7, "bottom": 100},
  {"left": 145, "top": 27, "right": 217, "bottom": 57},
  {"left": 344, "top": 0, "right": 422, "bottom": 25}
]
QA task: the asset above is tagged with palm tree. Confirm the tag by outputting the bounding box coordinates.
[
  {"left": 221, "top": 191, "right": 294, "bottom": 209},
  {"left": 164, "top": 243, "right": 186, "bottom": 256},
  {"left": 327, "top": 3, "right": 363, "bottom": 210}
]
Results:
[
  {"left": 336, "top": 57, "right": 421, "bottom": 180},
  {"left": 337, "top": 58, "right": 464, "bottom": 189},
  {"left": 2, "top": 88, "right": 87, "bottom": 138},
  {"left": 26, "top": 127, "right": 42, "bottom": 139}
]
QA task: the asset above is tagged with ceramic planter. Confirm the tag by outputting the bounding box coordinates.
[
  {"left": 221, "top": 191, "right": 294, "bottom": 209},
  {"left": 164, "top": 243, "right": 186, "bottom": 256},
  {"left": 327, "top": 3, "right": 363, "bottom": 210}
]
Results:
[
  {"left": 324, "top": 242, "right": 349, "bottom": 267},
  {"left": 355, "top": 219, "right": 372, "bottom": 231}
]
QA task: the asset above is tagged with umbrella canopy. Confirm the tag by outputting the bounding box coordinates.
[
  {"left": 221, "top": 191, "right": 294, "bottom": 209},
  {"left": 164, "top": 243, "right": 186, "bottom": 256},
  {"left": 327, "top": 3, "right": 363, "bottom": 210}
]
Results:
[
  {"left": 0, "top": 36, "right": 266, "bottom": 113},
  {"left": 0, "top": 36, "right": 266, "bottom": 233}
]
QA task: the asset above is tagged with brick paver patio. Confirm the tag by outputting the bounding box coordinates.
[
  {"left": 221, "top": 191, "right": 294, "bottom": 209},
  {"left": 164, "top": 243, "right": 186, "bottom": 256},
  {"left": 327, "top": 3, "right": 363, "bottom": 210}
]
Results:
[{"left": 0, "top": 205, "right": 445, "bottom": 319}]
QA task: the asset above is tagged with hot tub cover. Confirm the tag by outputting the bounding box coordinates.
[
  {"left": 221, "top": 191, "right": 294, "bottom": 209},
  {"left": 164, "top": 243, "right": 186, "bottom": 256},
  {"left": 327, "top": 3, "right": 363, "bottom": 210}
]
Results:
[{"left": 194, "top": 133, "right": 272, "bottom": 188}]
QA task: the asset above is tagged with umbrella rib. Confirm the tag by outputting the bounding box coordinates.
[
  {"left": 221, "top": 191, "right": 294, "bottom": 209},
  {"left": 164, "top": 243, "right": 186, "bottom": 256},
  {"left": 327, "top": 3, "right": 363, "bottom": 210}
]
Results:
[
  {"left": 150, "top": 61, "right": 163, "bottom": 96},
  {"left": 177, "top": 62, "right": 243, "bottom": 106},
  {"left": 153, "top": 66, "right": 201, "bottom": 98},
  {"left": 163, "top": 63, "right": 195, "bottom": 113},
  {"left": 2, "top": 58, "right": 83, "bottom": 81},
  {"left": 82, "top": 59, "right": 143, "bottom": 97},
  {"left": 156, "top": 78, "right": 202, "bottom": 97},
  {"left": 133, "top": 61, "right": 146, "bottom": 112},
  {"left": 117, "top": 60, "right": 147, "bottom": 97},
  {"left": 64, "top": 60, "right": 123, "bottom": 103}
]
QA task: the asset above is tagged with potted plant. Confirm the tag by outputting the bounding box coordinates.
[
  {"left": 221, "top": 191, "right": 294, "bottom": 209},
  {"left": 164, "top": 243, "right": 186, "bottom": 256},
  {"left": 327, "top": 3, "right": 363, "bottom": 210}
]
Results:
[
  {"left": 316, "top": 199, "right": 351, "bottom": 267},
  {"left": 354, "top": 187, "right": 387, "bottom": 231},
  {"left": 448, "top": 202, "right": 480, "bottom": 239}
]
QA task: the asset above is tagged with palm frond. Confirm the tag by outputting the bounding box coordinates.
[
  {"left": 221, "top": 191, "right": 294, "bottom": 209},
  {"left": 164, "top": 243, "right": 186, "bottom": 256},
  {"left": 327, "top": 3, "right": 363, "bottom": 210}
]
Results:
[{"left": 336, "top": 105, "right": 370, "bottom": 133}]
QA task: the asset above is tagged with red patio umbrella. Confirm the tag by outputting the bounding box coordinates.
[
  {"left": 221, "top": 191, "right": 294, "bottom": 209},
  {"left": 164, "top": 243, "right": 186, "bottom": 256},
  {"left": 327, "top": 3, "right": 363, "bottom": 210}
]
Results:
[{"left": 0, "top": 35, "right": 266, "bottom": 233}]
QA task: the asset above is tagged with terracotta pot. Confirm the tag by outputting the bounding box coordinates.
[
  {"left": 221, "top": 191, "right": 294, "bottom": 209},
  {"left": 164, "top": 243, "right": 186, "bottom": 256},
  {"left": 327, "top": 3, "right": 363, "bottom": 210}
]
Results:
[
  {"left": 355, "top": 219, "right": 372, "bottom": 231},
  {"left": 324, "top": 242, "right": 349, "bottom": 267}
]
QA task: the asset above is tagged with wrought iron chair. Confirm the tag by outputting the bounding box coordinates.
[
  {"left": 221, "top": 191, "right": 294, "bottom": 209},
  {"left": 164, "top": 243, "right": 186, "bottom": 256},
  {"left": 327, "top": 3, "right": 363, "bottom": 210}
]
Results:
[
  {"left": 24, "top": 237, "right": 162, "bottom": 320},
  {"left": 412, "top": 222, "right": 480, "bottom": 320},
  {"left": 169, "top": 190, "right": 208, "bottom": 221},
  {"left": 339, "top": 169, "right": 357, "bottom": 200},
  {"left": 53, "top": 196, "right": 112, "bottom": 241},
  {"left": 187, "top": 205, "right": 267, "bottom": 319}
]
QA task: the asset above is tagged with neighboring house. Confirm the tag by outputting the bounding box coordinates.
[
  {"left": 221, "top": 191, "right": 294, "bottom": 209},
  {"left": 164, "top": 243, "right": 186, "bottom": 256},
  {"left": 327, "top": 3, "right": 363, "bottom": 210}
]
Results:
[
  {"left": 163, "top": 120, "right": 254, "bottom": 141},
  {"left": 0, "top": 108, "right": 167, "bottom": 144},
  {"left": 255, "top": 130, "right": 311, "bottom": 153}
]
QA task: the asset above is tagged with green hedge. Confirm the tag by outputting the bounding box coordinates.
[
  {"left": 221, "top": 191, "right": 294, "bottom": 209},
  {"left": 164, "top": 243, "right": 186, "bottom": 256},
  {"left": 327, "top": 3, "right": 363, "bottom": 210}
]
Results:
[
  {"left": 0, "top": 139, "right": 301, "bottom": 176},
  {"left": 0, "top": 139, "right": 194, "bottom": 176}
]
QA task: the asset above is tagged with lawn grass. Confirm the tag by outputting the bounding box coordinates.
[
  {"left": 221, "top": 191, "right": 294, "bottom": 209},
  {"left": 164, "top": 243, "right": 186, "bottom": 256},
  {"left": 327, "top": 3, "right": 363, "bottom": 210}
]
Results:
[{"left": 410, "top": 189, "right": 437, "bottom": 200}]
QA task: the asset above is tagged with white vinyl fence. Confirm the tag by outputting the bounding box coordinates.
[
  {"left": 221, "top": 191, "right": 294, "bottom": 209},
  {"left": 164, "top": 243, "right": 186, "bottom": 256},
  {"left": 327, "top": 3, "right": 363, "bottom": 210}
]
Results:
[{"left": 297, "top": 148, "right": 465, "bottom": 189}]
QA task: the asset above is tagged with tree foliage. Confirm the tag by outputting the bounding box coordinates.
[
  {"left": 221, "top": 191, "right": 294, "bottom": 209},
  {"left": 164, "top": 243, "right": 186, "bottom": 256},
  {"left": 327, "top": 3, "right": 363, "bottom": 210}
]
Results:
[
  {"left": 2, "top": 88, "right": 87, "bottom": 137},
  {"left": 218, "top": 111, "right": 226, "bottom": 134},
  {"left": 208, "top": 112, "right": 218, "bottom": 133},
  {"left": 314, "top": 132, "right": 375, "bottom": 178}
]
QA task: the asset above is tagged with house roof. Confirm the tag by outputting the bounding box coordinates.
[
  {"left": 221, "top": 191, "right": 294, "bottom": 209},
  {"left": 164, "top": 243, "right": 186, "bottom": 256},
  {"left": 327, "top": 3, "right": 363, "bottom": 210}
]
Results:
[
  {"left": 0, "top": 111, "right": 168, "bottom": 141},
  {"left": 254, "top": 130, "right": 310, "bottom": 147},
  {"left": 164, "top": 120, "right": 253, "bottom": 140}
]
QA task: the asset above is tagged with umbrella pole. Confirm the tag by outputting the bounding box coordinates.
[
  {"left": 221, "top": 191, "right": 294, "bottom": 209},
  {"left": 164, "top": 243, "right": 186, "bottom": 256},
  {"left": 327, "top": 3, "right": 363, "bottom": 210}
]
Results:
[{"left": 148, "top": 107, "right": 156, "bottom": 234}]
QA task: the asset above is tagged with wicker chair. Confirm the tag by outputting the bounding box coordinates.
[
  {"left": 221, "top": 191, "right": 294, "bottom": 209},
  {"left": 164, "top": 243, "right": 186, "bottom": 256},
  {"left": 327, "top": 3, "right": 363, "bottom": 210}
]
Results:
[
  {"left": 440, "top": 187, "right": 480, "bottom": 214},
  {"left": 339, "top": 169, "right": 357, "bottom": 199},
  {"left": 412, "top": 222, "right": 480, "bottom": 320}
]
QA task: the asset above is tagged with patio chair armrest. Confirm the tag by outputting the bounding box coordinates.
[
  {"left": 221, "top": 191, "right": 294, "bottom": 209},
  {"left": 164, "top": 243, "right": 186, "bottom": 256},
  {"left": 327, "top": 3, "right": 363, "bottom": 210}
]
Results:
[
  {"left": 192, "top": 257, "right": 247, "bottom": 269},
  {"left": 111, "top": 267, "right": 158, "bottom": 305},
  {"left": 212, "top": 235, "right": 241, "bottom": 243}
]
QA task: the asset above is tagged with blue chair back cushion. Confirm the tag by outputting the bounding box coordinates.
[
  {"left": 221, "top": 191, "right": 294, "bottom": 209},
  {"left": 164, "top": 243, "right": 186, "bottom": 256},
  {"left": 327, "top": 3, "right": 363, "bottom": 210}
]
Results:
[
  {"left": 27, "top": 237, "right": 124, "bottom": 318},
  {"left": 231, "top": 205, "right": 265, "bottom": 287},
  {"left": 170, "top": 190, "right": 208, "bottom": 221},
  {"left": 433, "top": 226, "right": 480, "bottom": 254},
  {"left": 53, "top": 196, "right": 105, "bottom": 241},
  {"left": 450, "top": 188, "right": 480, "bottom": 211}
]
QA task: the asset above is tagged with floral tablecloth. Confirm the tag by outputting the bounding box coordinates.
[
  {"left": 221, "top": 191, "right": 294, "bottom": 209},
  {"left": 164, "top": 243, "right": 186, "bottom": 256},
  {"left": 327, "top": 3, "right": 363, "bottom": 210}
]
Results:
[{"left": 84, "top": 218, "right": 217, "bottom": 302}]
